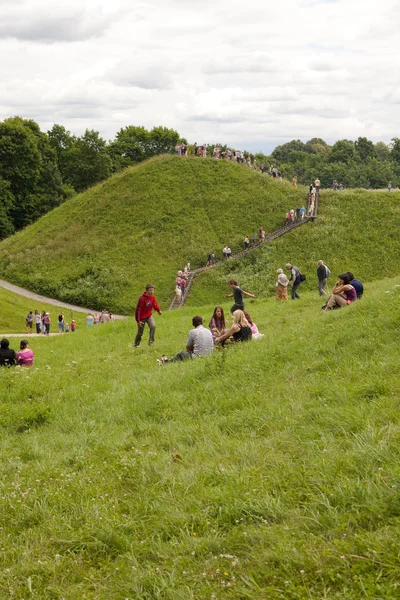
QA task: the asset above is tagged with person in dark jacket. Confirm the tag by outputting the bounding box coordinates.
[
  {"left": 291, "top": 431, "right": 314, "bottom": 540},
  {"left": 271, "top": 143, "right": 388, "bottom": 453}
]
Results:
[
  {"left": 134, "top": 284, "right": 162, "bottom": 347},
  {"left": 345, "top": 272, "right": 364, "bottom": 298},
  {"left": 317, "top": 260, "right": 330, "bottom": 296},
  {"left": 0, "top": 338, "right": 17, "bottom": 366}
]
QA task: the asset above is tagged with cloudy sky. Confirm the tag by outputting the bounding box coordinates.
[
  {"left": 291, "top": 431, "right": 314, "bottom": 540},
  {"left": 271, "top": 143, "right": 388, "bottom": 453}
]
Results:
[{"left": 0, "top": 0, "right": 398, "bottom": 153}]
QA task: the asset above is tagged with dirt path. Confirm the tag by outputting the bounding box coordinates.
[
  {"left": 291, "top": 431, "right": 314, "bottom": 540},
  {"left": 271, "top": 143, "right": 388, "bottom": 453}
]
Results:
[{"left": 0, "top": 279, "right": 128, "bottom": 319}]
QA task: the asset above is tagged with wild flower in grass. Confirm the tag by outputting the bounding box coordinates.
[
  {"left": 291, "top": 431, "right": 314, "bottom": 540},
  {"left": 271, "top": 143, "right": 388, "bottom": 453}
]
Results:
[{"left": 300, "top": 570, "right": 305, "bottom": 574}]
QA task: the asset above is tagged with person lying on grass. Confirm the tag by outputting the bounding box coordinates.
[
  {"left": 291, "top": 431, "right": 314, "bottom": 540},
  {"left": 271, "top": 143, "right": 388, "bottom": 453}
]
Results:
[
  {"left": 157, "top": 315, "right": 214, "bottom": 364},
  {"left": 324, "top": 273, "right": 357, "bottom": 311},
  {"left": 215, "top": 310, "right": 252, "bottom": 345}
]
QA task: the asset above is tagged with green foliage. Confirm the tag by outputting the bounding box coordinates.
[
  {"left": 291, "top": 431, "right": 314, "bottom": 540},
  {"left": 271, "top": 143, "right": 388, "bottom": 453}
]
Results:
[
  {"left": 390, "top": 137, "right": 400, "bottom": 164},
  {"left": 355, "top": 136, "right": 376, "bottom": 161},
  {"left": 0, "top": 117, "right": 64, "bottom": 230},
  {"left": 272, "top": 139, "right": 308, "bottom": 162},
  {"left": 0, "top": 279, "right": 400, "bottom": 598},
  {"left": 0, "top": 176, "right": 15, "bottom": 239},
  {"left": 272, "top": 137, "right": 398, "bottom": 188},
  {"left": 329, "top": 139, "right": 356, "bottom": 163},
  {"left": 0, "top": 156, "right": 306, "bottom": 313},
  {"left": 109, "top": 125, "right": 180, "bottom": 171}
]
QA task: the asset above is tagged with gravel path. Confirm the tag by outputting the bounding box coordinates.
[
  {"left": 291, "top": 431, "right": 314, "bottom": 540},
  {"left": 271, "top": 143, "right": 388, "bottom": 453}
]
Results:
[{"left": 0, "top": 279, "right": 128, "bottom": 319}]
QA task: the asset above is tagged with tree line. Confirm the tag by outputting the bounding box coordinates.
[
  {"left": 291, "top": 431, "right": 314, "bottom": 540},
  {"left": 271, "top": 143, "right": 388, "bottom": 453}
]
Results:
[
  {"left": 270, "top": 137, "right": 400, "bottom": 189},
  {"left": 0, "top": 116, "right": 399, "bottom": 240}
]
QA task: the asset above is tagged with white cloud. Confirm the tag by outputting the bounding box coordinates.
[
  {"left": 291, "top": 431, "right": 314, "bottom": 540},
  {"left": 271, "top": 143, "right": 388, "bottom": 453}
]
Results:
[{"left": 0, "top": 0, "right": 398, "bottom": 152}]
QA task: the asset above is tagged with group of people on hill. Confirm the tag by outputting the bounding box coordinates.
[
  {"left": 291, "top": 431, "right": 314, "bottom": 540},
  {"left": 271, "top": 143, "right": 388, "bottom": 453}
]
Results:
[
  {"left": 154, "top": 279, "right": 262, "bottom": 365},
  {"left": 24, "top": 310, "right": 76, "bottom": 335},
  {"left": 274, "top": 261, "right": 363, "bottom": 305},
  {"left": 0, "top": 338, "right": 34, "bottom": 367},
  {"left": 285, "top": 207, "right": 306, "bottom": 225},
  {"left": 175, "top": 142, "right": 287, "bottom": 177},
  {"left": 85, "top": 310, "right": 114, "bottom": 326},
  {"left": 173, "top": 264, "right": 190, "bottom": 304}
]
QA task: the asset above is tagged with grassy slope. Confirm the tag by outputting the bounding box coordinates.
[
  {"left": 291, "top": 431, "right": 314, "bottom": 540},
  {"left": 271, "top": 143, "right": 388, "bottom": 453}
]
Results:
[
  {"left": 0, "top": 287, "right": 88, "bottom": 333},
  {"left": 1, "top": 279, "right": 400, "bottom": 599},
  {"left": 0, "top": 156, "right": 305, "bottom": 314},
  {"left": 187, "top": 188, "right": 400, "bottom": 307}
]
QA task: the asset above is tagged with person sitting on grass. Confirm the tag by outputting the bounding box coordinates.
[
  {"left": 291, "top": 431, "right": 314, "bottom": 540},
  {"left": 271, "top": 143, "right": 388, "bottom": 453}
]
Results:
[
  {"left": 345, "top": 272, "right": 364, "bottom": 299},
  {"left": 0, "top": 338, "right": 17, "bottom": 366},
  {"left": 243, "top": 311, "right": 264, "bottom": 340},
  {"left": 16, "top": 340, "right": 34, "bottom": 367},
  {"left": 157, "top": 316, "right": 214, "bottom": 364},
  {"left": 226, "top": 279, "right": 256, "bottom": 313},
  {"left": 324, "top": 273, "right": 357, "bottom": 311},
  {"left": 215, "top": 310, "right": 252, "bottom": 345},
  {"left": 209, "top": 306, "right": 226, "bottom": 343}
]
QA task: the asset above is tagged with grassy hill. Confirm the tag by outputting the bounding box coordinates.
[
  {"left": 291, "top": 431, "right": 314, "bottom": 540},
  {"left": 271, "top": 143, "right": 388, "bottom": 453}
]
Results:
[
  {"left": 0, "top": 156, "right": 306, "bottom": 314},
  {"left": 187, "top": 188, "right": 400, "bottom": 306},
  {"left": 1, "top": 279, "right": 400, "bottom": 598}
]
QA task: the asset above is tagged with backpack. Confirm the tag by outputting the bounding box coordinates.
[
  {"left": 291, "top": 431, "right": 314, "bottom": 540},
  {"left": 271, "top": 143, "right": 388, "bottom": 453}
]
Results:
[
  {"left": 325, "top": 266, "right": 331, "bottom": 278},
  {"left": 300, "top": 273, "right": 306, "bottom": 282}
]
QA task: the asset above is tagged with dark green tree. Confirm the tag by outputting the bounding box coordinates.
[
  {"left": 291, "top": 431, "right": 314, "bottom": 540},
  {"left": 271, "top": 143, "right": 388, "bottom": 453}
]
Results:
[
  {"left": 390, "top": 138, "right": 400, "bottom": 164},
  {"left": 109, "top": 125, "right": 180, "bottom": 171},
  {"left": 375, "top": 141, "right": 390, "bottom": 161},
  {"left": 0, "top": 117, "right": 63, "bottom": 230},
  {"left": 328, "top": 139, "right": 356, "bottom": 163},
  {"left": 355, "top": 137, "right": 376, "bottom": 161},
  {"left": 60, "top": 129, "right": 112, "bottom": 192},
  {"left": 305, "top": 138, "right": 330, "bottom": 155},
  {"left": 271, "top": 140, "right": 308, "bottom": 163},
  {"left": 0, "top": 176, "right": 15, "bottom": 239}
]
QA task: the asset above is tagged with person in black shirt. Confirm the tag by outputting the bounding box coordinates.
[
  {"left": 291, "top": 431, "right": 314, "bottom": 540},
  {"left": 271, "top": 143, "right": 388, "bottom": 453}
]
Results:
[
  {"left": 226, "top": 279, "right": 256, "bottom": 313},
  {"left": 215, "top": 310, "right": 252, "bottom": 345},
  {"left": 0, "top": 338, "right": 17, "bottom": 366}
]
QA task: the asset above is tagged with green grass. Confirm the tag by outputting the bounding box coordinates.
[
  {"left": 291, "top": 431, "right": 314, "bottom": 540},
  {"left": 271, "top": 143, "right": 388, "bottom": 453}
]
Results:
[
  {"left": 187, "top": 188, "right": 400, "bottom": 306},
  {"left": 1, "top": 278, "right": 400, "bottom": 598},
  {"left": 0, "top": 287, "right": 93, "bottom": 333},
  {"left": 0, "top": 155, "right": 306, "bottom": 314}
]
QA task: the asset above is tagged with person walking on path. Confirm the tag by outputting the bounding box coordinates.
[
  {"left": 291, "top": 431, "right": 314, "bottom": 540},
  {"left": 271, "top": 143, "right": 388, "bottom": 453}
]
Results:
[
  {"left": 388, "top": 182, "right": 392, "bottom": 192},
  {"left": 134, "top": 284, "right": 162, "bottom": 347},
  {"left": 226, "top": 279, "right": 256, "bottom": 313},
  {"left": 276, "top": 268, "right": 289, "bottom": 301},
  {"left": 34, "top": 310, "right": 41, "bottom": 334},
  {"left": 285, "top": 263, "right": 303, "bottom": 299},
  {"left": 43, "top": 312, "right": 51, "bottom": 335},
  {"left": 314, "top": 178, "right": 321, "bottom": 191},
  {"left": 243, "top": 236, "right": 249, "bottom": 250},
  {"left": 317, "top": 260, "right": 330, "bottom": 296},
  {"left": 57, "top": 312, "right": 65, "bottom": 333},
  {"left": 25, "top": 311, "right": 34, "bottom": 334}
]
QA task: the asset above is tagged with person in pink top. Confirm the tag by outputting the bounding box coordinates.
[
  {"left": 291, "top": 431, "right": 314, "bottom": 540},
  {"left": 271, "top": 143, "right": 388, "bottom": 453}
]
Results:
[{"left": 16, "top": 340, "right": 34, "bottom": 366}]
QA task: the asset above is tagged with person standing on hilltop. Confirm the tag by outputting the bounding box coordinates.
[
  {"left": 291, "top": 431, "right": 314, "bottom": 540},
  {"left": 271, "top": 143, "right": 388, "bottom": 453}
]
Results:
[
  {"left": 388, "top": 182, "right": 392, "bottom": 192},
  {"left": 292, "top": 176, "right": 297, "bottom": 188},
  {"left": 226, "top": 279, "right": 256, "bottom": 313},
  {"left": 134, "top": 284, "right": 162, "bottom": 347},
  {"left": 314, "top": 178, "right": 321, "bottom": 191}
]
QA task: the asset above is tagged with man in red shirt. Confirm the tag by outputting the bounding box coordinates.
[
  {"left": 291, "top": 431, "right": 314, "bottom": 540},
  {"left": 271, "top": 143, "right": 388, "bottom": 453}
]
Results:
[{"left": 134, "top": 284, "right": 162, "bottom": 347}]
